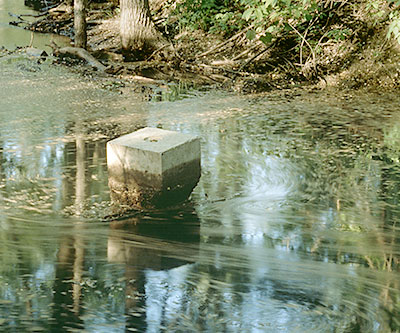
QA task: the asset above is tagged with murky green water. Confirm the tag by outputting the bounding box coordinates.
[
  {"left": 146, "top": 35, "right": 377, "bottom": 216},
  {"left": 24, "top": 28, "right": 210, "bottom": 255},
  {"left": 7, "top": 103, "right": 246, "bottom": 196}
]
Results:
[
  {"left": 1, "top": 2, "right": 400, "bottom": 332},
  {"left": 0, "top": 0, "right": 69, "bottom": 51}
]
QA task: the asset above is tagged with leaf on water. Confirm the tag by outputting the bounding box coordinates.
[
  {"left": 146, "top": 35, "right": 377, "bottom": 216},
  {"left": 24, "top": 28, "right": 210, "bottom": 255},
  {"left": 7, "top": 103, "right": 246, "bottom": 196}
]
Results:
[{"left": 0, "top": 300, "right": 12, "bottom": 305}]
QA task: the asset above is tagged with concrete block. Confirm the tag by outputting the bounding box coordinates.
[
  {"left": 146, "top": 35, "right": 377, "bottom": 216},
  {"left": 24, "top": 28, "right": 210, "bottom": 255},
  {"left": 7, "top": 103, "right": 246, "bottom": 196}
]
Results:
[{"left": 107, "top": 127, "right": 201, "bottom": 209}]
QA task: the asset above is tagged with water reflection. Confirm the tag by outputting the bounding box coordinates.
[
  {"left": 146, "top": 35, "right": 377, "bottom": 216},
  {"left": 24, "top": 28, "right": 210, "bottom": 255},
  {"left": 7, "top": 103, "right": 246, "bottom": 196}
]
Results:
[
  {"left": 0, "top": 0, "right": 70, "bottom": 51},
  {"left": 0, "top": 56, "right": 400, "bottom": 331},
  {"left": 108, "top": 208, "right": 200, "bottom": 331},
  {"left": 51, "top": 221, "right": 85, "bottom": 332}
]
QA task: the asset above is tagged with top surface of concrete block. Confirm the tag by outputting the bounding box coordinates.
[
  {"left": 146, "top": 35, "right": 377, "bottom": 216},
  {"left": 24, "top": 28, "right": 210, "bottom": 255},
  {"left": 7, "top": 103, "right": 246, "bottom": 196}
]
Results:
[
  {"left": 109, "top": 127, "right": 198, "bottom": 154},
  {"left": 107, "top": 127, "right": 200, "bottom": 174}
]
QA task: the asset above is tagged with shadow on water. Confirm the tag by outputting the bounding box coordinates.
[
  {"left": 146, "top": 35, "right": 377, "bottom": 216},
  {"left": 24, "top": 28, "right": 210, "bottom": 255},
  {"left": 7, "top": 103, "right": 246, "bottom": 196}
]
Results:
[
  {"left": 24, "top": 0, "right": 58, "bottom": 11},
  {"left": 108, "top": 207, "right": 200, "bottom": 332},
  {"left": 44, "top": 207, "right": 201, "bottom": 332},
  {"left": 1, "top": 47, "right": 400, "bottom": 331}
]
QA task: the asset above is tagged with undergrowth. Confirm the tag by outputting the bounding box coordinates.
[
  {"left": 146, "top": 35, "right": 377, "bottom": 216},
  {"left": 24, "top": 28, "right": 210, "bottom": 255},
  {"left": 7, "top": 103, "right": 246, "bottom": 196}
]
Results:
[{"left": 172, "top": 0, "right": 400, "bottom": 81}]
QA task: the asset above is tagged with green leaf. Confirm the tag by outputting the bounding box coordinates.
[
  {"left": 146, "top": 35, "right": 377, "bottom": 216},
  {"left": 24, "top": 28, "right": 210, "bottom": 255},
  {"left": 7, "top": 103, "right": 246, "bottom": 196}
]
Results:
[
  {"left": 284, "top": 23, "right": 291, "bottom": 31},
  {"left": 387, "top": 17, "right": 400, "bottom": 45},
  {"left": 264, "top": 0, "right": 276, "bottom": 7},
  {"left": 293, "top": 9, "right": 301, "bottom": 18},
  {"left": 246, "top": 29, "right": 257, "bottom": 40},
  {"left": 255, "top": 7, "right": 264, "bottom": 20},
  {"left": 242, "top": 8, "right": 254, "bottom": 21},
  {"left": 260, "top": 32, "right": 273, "bottom": 44}
]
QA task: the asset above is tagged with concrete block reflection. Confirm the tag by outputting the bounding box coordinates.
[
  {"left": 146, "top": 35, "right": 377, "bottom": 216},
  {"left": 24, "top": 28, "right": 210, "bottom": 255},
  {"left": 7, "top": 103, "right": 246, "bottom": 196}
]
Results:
[{"left": 107, "top": 205, "right": 200, "bottom": 331}]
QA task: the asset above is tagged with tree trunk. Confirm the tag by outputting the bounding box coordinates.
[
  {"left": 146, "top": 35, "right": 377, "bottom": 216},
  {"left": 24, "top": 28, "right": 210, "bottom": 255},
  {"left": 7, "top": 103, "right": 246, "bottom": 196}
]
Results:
[
  {"left": 120, "top": 0, "right": 165, "bottom": 59},
  {"left": 74, "top": 0, "right": 87, "bottom": 49}
]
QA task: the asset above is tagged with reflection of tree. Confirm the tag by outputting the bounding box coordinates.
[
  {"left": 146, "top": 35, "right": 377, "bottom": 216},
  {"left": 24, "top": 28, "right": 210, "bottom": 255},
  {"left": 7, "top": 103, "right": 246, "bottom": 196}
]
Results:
[
  {"left": 1, "top": 89, "right": 400, "bottom": 331},
  {"left": 75, "top": 132, "right": 86, "bottom": 215},
  {"left": 0, "top": 124, "right": 110, "bottom": 331},
  {"left": 0, "top": 139, "right": 3, "bottom": 180},
  {"left": 370, "top": 160, "right": 400, "bottom": 331},
  {"left": 107, "top": 207, "right": 200, "bottom": 332},
  {"left": 51, "top": 227, "right": 85, "bottom": 331},
  {"left": 184, "top": 98, "right": 400, "bottom": 332}
]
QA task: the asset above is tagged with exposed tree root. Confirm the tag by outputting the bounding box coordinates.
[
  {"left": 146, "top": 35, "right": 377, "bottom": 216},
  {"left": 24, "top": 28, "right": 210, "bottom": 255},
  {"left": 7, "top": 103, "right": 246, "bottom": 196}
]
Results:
[{"left": 15, "top": 0, "right": 400, "bottom": 92}]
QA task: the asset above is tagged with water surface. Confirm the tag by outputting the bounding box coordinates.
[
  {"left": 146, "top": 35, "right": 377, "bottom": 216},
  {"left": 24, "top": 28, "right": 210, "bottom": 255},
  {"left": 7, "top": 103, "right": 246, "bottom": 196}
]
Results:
[
  {"left": 0, "top": 0, "right": 69, "bottom": 51},
  {"left": 1, "top": 6, "right": 400, "bottom": 332}
]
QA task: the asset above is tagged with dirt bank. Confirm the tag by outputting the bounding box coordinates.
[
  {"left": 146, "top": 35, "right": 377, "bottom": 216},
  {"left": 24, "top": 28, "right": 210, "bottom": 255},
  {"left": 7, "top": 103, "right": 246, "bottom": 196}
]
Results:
[{"left": 14, "top": 0, "right": 400, "bottom": 93}]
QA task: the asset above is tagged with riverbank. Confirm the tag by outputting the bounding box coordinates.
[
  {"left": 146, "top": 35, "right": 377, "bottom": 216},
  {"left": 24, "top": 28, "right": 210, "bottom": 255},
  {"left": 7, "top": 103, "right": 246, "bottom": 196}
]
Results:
[{"left": 8, "top": 0, "right": 400, "bottom": 93}]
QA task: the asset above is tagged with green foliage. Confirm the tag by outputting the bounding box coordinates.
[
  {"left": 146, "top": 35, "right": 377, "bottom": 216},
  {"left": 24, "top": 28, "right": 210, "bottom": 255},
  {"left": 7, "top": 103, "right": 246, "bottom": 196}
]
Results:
[
  {"left": 326, "top": 28, "right": 351, "bottom": 41},
  {"left": 175, "top": 0, "right": 400, "bottom": 46},
  {"left": 175, "top": 0, "right": 245, "bottom": 33},
  {"left": 239, "top": 0, "right": 322, "bottom": 43},
  {"left": 175, "top": 0, "right": 400, "bottom": 77},
  {"left": 388, "top": 11, "right": 400, "bottom": 45},
  {"left": 176, "top": 0, "right": 324, "bottom": 46},
  {"left": 366, "top": 0, "right": 387, "bottom": 19}
]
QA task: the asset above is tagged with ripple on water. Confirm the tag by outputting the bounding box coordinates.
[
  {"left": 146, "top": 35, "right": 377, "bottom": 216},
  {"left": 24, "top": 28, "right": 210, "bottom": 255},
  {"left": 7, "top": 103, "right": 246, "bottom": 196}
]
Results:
[{"left": 0, "top": 58, "right": 400, "bottom": 331}]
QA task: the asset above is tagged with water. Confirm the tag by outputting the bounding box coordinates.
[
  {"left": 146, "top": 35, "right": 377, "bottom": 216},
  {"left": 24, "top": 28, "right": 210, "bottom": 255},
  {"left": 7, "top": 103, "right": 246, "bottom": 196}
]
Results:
[
  {"left": 1, "top": 3, "right": 400, "bottom": 333},
  {"left": 0, "top": 0, "right": 69, "bottom": 51}
]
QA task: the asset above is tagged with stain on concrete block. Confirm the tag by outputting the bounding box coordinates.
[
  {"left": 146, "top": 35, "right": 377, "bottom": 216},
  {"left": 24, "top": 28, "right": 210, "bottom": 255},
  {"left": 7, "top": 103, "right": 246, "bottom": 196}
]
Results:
[{"left": 107, "top": 127, "right": 201, "bottom": 209}]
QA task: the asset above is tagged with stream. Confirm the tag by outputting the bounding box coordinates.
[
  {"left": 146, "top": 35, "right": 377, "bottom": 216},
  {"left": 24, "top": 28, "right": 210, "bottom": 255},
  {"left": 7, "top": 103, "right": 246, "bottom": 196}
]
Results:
[{"left": 1, "top": 1, "right": 400, "bottom": 332}]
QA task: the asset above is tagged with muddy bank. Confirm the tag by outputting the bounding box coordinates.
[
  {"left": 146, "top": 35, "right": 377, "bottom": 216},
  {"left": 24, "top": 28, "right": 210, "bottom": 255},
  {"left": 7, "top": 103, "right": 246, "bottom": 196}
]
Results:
[{"left": 9, "top": 0, "right": 400, "bottom": 93}]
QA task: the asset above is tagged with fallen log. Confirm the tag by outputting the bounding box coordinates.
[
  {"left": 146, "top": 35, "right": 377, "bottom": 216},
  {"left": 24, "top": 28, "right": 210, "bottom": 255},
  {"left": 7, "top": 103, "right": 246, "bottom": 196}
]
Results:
[{"left": 54, "top": 46, "right": 107, "bottom": 71}]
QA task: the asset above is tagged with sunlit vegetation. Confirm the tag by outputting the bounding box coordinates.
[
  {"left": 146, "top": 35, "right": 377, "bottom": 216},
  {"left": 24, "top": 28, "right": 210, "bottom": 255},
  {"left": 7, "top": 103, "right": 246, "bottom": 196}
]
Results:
[
  {"left": 175, "top": 0, "right": 399, "bottom": 45},
  {"left": 1, "top": 6, "right": 400, "bottom": 329},
  {"left": 170, "top": 0, "right": 400, "bottom": 81}
]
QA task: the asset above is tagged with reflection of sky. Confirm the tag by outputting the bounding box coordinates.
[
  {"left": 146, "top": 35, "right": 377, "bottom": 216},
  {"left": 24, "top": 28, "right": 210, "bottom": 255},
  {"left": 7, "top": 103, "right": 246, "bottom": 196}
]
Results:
[
  {"left": 0, "top": 52, "right": 398, "bottom": 332},
  {"left": 145, "top": 265, "right": 191, "bottom": 331},
  {"left": 33, "top": 262, "right": 55, "bottom": 284},
  {"left": 240, "top": 154, "right": 292, "bottom": 245},
  {"left": 1, "top": 139, "right": 65, "bottom": 181}
]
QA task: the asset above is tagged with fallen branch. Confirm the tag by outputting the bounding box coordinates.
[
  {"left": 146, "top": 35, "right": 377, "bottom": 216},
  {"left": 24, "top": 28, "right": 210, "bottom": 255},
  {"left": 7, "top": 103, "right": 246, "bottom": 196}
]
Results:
[
  {"left": 238, "top": 42, "right": 276, "bottom": 72},
  {"left": 288, "top": 22, "right": 317, "bottom": 75},
  {"left": 19, "top": 12, "right": 49, "bottom": 18},
  {"left": 131, "top": 75, "right": 157, "bottom": 83},
  {"left": 9, "top": 21, "right": 29, "bottom": 28},
  {"left": 145, "top": 43, "right": 169, "bottom": 61},
  {"left": 8, "top": 12, "right": 24, "bottom": 20},
  {"left": 54, "top": 46, "right": 107, "bottom": 71},
  {"left": 232, "top": 41, "right": 261, "bottom": 61},
  {"left": 196, "top": 26, "right": 252, "bottom": 58}
]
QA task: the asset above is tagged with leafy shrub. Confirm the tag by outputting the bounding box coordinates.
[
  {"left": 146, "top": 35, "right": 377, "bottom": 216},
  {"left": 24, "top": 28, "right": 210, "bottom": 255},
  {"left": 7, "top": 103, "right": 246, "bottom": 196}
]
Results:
[
  {"left": 175, "top": 0, "right": 244, "bottom": 33},
  {"left": 388, "top": 10, "right": 400, "bottom": 45}
]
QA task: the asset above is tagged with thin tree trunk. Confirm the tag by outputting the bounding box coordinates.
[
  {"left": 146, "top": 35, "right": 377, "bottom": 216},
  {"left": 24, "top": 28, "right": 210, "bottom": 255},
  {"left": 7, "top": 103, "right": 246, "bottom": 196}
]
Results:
[{"left": 74, "top": 0, "right": 87, "bottom": 49}]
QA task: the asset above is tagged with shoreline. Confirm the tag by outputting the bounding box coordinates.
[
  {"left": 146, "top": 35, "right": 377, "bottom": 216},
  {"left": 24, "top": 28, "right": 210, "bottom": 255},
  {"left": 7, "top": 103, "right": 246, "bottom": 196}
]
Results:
[{"left": 4, "top": 0, "right": 400, "bottom": 94}]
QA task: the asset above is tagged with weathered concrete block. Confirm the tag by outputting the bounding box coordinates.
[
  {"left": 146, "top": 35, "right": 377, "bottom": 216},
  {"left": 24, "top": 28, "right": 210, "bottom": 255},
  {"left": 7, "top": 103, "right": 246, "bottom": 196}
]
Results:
[{"left": 107, "top": 127, "right": 201, "bottom": 209}]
